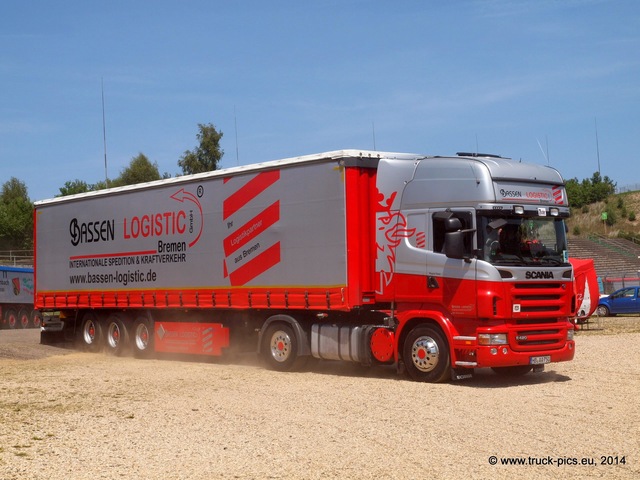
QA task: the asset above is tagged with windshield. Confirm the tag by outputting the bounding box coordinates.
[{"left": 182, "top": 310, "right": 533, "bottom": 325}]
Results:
[{"left": 478, "top": 215, "right": 569, "bottom": 266}]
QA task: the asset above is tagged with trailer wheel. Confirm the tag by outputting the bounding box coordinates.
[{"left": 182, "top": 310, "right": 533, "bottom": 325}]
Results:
[
  {"left": 491, "top": 365, "right": 533, "bottom": 376},
  {"left": 403, "top": 325, "right": 450, "bottom": 383},
  {"left": 18, "top": 308, "right": 30, "bottom": 329},
  {"left": 105, "top": 314, "right": 129, "bottom": 356},
  {"left": 5, "top": 308, "right": 18, "bottom": 329},
  {"left": 79, "top": 312, "right": 103, "bottom": 353},
  {"left": 132, "top": 316, "right": 154, "bottom": 359},
  {"left": 262, "top": 323, "right": 303, "bottom": 372},
  {"left": 31, "top": 310, "right": 42, "bottom": 329}
]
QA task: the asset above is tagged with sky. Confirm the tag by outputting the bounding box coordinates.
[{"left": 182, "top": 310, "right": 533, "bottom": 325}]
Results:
[{"left": 1, "top": 0, "right": 639, "bottom": 201}]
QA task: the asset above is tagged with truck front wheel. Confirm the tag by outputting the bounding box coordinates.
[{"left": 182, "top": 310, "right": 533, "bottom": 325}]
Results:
[
  {"left": 262, "top": 323, "right": 304, "bottom": 372},
  {"left": 403, "top": 325, "right": 450, "bottom": 383}
]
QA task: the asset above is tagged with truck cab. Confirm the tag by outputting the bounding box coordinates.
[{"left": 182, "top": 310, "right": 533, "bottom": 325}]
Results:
[{"left": 376, "top": 152, "right": 575, "bottom": 380}]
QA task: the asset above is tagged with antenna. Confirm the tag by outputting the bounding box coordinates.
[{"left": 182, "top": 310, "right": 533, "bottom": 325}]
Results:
[
  {"left": 234, "top": 105, "right": 239, "bottom": 166},
  {"left": 101, "top": 78, "right": 108, "bottom": 186},
  {"left": 595, "top": 117, "right": 601, "bottom": 174},
  {"left": 546, "top": 135, "right": 550, "bottom": 165},
  {"left": 536, "top": 137, "right": 549, "bottom": 165},
  {"left": 372, "top": 122, "right": 377, "bottom": 151}
]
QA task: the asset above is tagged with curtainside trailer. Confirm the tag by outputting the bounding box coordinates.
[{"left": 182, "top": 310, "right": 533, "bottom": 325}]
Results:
[{"left": 35, "top": 150, "right": 576, "bottom": 381}]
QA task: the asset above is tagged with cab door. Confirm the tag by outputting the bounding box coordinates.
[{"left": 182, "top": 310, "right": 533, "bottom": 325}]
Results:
[{"left": 426, "top": 208, "right": 477, "bottom": 320}]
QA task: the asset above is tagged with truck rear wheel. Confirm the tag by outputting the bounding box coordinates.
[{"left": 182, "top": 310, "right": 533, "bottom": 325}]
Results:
[
  {"left": 132, "top": 316, "right": 154, "bottom": 359},
  {"left": 105, "top": 314, "right": 129, "bottom": 356},
  {"left": 403, "top": 325, "right": 450, "bottom": 383},
  {"left": 18, "top": 308, "right": 30, "bottom": 328},
  {"left": 262, "top": 323, "right": 304, "bottom": 372},
  {"left": 5, "top": 308, "right": 18, "bottom": 329},
  {"left": 79, "top": 312, "right": 103, "bottom": 353},
  {"left": 31, "top": 310, "right": 42, "bottom": 329}
]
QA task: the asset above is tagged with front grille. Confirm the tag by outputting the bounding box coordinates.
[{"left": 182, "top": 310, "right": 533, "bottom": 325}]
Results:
[
  {"left": 511, "top": 282, "right": 568, "bottom": 315},
  {"left": 510, "top": 326, "right": 566, "bottom": 351}
]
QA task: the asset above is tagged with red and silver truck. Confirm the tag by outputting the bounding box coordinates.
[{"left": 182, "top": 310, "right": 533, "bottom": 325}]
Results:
[
  {"left": 35, "top": 150, "right": 576, "bottom": 381},
  {"left": 1, "top": 265, "right": 41, "bottom": 329}
]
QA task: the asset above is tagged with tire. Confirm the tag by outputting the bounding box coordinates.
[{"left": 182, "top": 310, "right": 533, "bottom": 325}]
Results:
[
  {"left": 5, "top": 308, "right": 18, "bottom": 329},
  {"left": 403, "top": 325, "right": 450, "bottom": 383},
  {"left": 18, "top": 308, "right": 30, "bottom": 329},
  {"left": 104, "top": 314, "right": 130, "bottom": 356},
  {"left": 596, "top": 305, "right": 610, "bottom": 317},
  {"left": 79, "top": 312, "right": 103, "bottom": 353},
  {"left": 31, "top": 310, "right": 43, "bottom": 329},
  {"left": 261, "top": 323, "right": 304, "bottom": 372},
  {"left": 491, "top": 365, "right": 533, "bottom": 376},
  {"left": 132, "top": 316, "right": 154, "bottom": 359}
]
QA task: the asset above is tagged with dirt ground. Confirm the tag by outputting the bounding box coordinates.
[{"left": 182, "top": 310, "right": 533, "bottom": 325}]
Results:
[{"left": 1, "top": 317, "right": 639, "bottom": 480}]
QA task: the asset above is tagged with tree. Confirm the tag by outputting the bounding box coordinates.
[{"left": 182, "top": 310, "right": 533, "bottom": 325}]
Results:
[
  {"left": 0, "top": 177, "right": 33, "bottom": 250},
  {"left": 178, "top": 123, "right": 224, "bottom": 175},
  {"left": 565, "top": 172, "right": 616, "bottom": 208},
  {"left": 58, "top": 179, "right": 92, "bottom": 197},
  {"left": 111, "top": 153, "right": 165, "bottom": 187}
]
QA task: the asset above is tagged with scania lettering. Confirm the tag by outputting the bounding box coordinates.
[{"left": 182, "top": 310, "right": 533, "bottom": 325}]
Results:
[{"left": 35, "top": 150, "right": 576, "bottom": 382}]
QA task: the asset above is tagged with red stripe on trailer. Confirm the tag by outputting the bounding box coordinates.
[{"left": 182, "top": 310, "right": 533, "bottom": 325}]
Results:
[
  {"left": 223, "top": 170, "right": 280, "bottom": 220},
  {"left": 228, "top": 242, "right": 281, "bottom": 286},
  {"left": 223, "top": 201, "right": 280, "bottom": 256}
]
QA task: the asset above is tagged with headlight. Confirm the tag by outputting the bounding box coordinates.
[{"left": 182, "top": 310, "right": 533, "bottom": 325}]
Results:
[
  {"left": 478, "top": 333, "right": 508, "bottom": 345},
  {"left": 567, "top": 329, "right": 574, "bottom": 341}
]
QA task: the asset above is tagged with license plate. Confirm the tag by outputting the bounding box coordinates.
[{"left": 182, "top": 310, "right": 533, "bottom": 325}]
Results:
[{"left": 530, "top": 355, "right": 551, "bottom": 365}]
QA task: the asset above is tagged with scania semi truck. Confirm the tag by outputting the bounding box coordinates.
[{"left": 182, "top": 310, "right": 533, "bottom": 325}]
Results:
[
  {"left": 35, "top": 150, "right": 576, "bottom": 382},
  {"left": 1, "top": 265, "right": 40, "bottom": 329}
]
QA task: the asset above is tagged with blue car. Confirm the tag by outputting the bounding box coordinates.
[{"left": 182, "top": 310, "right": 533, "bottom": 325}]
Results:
[{"left": 596, "top": 286, "right": 640, "bottom": 316}]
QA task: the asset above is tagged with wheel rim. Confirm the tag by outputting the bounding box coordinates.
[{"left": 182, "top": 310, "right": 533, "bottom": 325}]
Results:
[
  {"left": 269, "top": 330, "right": 292, "bottom": 363},
  {"left": 8, "top": 313, "right": 17, "bottom": 329},
  {"left": 107, "top": 322, "right": 121, "bottom": 349},
  {"left": 20, "top": 313, "right": 29, "bottom": 328},
  {"left": 135, "top": 323, "right": 150, "bottom": 351},
  {"left": 410, "top": 335, "right": 440, "bottom": 373},
  {"left": 83, "top": 320, "right": 97, "bottom": 345},
  {"left": 32, "top": 315, "right": 42, "bottom": 328}
]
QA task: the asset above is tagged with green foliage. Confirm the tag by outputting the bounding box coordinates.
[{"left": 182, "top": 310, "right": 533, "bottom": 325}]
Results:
[
  {"left": 0, "top": 177, "right": 33, "bottom": 250},
  {"left": 605, "top": 209, "right": 617, "bottom": 226},
  {"left": 178, "top": 123, "right": 224, "bottom": 175},
  {"left": 573, "top": 225, "right": 581, "bottom": 235},
  {"left": 565, "top": 172, "right": 616, "bottom": 208},
  {"left": 57, "top": 179, "right": 92, "bottom": 197},
  {"left": 110, "top": 153, "right": 163, "bottom": 187},
  {"left": 629, "top": 211, "right": 636, "bottom": 222}
]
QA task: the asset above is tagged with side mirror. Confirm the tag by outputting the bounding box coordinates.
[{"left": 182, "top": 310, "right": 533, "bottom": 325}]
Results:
[{"left": 444, "top": 231, "right": 465, "bottom": 259}]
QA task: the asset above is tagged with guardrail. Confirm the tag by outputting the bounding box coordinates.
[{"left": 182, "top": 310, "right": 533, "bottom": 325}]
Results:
[{"left": 0, "top": 250, "right": 34, "bottom": 267}]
